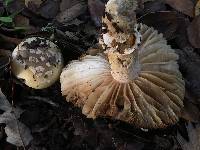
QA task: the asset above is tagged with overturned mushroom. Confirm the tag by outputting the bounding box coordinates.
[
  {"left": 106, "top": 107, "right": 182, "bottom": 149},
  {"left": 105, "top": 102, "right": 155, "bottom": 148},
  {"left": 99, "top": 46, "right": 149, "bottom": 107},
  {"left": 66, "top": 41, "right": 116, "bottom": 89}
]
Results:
[
  {"left": 12, "top": 37, "right": 63, "bottom": 89},
  {"left": 60, "top": 0, "right": 185, "bottom": 128}
]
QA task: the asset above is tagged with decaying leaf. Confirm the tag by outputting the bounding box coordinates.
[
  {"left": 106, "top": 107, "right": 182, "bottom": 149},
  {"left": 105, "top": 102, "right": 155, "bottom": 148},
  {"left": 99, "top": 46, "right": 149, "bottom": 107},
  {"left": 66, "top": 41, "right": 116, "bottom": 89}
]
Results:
[
  {"left": 137, "top": 0, "right": 157, "bottom": 6},
  {"left": 187, "top": 15, "right": 200, "bottom": 48},
  {"left": 14, "top": 15, "right": 30, "bottom": 27},
  {"left": 59, "top": 0, "right": 80, "bottom": 12},
  {"left": 164, "top": 0, "right": 194, "bottom": 17},
  {"left": 56, "top": 0, "right": 87, "bottom": 23},
  {"left": 38, "top": 0, "right": 59, "bottom": 19},
  {"left": 177, "top": 123, "right": 200, "bottom": 150},
  {"left": 0, "top": 89, "right": 11, "bottom": 111},
  {"left": 0, "top": 89, "right": 33, "bottom": 147},
  {"left": 138, "top": 0, "right": 166, "bottom": 15},
  {"left": 175, "top": 47, "right": 200, "bottom": 99},
  {"left": 181, "top": 92, "right": 200, "bottom": 122},
  {"left": 25, "top": 0, "right": 59, "bottom": 19},
  {"left": 195, "top": 0, "right": 200, "bottom": 16},
  {"left": 0, "top": 55, "right": 10, "bottom": 71},
  {"left": 25, "top": 0, "right": 42, "bottom": 9},
  {"left": 140, "top": 11, "right": 178, "bottom": 40}
]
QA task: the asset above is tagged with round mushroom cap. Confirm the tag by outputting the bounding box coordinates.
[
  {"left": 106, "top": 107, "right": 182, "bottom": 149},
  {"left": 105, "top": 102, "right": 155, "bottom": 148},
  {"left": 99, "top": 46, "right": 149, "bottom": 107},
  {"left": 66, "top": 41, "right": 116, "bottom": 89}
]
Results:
[
  {"left": 60, "top": 24, "right": 185, "bottom": 128},
  {"left": 12, "top": 37, "right": 63, "bottom": 89}
]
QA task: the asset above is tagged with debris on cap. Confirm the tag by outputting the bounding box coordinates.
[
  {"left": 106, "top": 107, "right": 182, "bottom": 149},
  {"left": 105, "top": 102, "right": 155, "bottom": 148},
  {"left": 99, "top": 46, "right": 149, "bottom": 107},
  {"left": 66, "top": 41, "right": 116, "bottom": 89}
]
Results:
[{"left": 12, "top": 37, "right": 63, "bottom": 89}]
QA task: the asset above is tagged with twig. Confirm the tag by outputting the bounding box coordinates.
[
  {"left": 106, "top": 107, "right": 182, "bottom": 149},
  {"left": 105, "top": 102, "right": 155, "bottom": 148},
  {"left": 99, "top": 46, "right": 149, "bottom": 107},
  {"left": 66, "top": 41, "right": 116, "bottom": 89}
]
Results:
[{"left": 26, "top": 96, "right": 59, "bottom": 107}]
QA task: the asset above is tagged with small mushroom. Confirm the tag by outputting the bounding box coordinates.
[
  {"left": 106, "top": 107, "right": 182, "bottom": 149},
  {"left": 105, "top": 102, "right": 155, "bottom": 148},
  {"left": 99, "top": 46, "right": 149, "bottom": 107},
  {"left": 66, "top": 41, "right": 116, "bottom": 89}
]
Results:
[
  {"left": 11, "top": 37, "right": 63, "bottom": 89},
  {"left": 60, "top": 0, "right": 185, "bottom": 128}
]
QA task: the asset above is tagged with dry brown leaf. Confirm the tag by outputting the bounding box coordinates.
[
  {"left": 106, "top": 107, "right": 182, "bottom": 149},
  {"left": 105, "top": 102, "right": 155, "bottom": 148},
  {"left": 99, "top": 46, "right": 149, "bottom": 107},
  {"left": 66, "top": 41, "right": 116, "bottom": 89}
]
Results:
[
  {"left": 187, "top": 15, "right": 200, "bottom": 48},
  {"left": 56, "top": 0, "right": 87, "bottom": 23},
  {"left": 140, "top": 11, "right": 178, "bottom": 40},
  {"left": 164, "top": 0, "right": 194, "bottom": 17},
  {"left": 88, "top": 0, "right": 105, "bottom": 27},
  {"left": 177, "top": 123, "right": 200, "bottom": 150},
  {"left": 195, "top": 0, "right": 200, "bottom": 16}
]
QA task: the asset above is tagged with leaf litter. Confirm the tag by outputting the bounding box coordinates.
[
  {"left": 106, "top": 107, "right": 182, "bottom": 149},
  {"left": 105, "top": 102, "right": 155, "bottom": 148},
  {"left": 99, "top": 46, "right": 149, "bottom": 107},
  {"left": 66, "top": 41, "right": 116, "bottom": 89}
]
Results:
[
  {"left": 0, "top": 89, "right": 33, "bottom": 147},
  {"left": 177, "top": 123, "right": 200, "bottom": 150},
  {"left": 0, "top": 0, "right": 200, "bottom": 149}
]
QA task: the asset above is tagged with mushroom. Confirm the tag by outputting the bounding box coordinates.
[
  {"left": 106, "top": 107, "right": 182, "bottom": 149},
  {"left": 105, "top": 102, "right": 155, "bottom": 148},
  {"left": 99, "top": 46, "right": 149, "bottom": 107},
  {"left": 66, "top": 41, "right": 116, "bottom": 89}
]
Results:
[
  {"left": 60, "top": 0, "right": 185, "bottom": 128},
  {"left": 11, "top": 37, "right": 63, "bottom": 89}
]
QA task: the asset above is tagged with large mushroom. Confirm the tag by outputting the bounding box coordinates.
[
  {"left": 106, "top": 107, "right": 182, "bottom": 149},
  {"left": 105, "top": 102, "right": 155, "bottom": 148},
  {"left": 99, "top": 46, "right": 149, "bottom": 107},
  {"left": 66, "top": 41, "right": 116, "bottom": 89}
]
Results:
[
  {"left": 12, "top": 37, "right": 63, "bottom": 89},
  {"left": 60, "top": 0, "right": 185, "bottom": 128}
]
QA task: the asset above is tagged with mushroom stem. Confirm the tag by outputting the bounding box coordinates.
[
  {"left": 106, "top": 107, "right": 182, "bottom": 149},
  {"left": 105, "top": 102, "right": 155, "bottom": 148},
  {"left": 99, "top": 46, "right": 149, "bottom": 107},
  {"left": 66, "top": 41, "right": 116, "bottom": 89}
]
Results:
[
  {"left": 105, "top": 0, "right": 137, "bottom": 31},
  {"left": 107, "top": 49, "right": 140, "bottom": 83}
]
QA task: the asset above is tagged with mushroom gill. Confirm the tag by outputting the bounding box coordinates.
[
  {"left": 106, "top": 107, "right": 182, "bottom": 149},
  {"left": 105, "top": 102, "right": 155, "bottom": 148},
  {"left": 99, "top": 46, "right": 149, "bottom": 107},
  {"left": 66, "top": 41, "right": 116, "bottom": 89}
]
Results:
[{"left": 60, "top": 0, "right": 185, "bottom": 128}]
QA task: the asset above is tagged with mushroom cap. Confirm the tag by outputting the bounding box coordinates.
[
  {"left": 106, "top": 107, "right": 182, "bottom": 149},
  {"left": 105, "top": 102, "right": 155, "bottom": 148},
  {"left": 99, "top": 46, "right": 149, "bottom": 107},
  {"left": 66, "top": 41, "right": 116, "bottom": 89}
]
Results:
[
  {"left": 60, "top": 24, "right": 185, "bottom": 128},
  {"left": 12, "top": 37, "right": 63, "bottom": 89}
]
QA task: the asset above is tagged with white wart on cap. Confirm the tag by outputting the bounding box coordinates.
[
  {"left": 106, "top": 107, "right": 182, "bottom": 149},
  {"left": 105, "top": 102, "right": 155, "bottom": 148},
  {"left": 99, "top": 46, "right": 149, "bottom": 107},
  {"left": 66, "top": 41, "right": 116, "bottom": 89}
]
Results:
[{"left": 12, "top": 37, "right": 63, "bottom": 89}]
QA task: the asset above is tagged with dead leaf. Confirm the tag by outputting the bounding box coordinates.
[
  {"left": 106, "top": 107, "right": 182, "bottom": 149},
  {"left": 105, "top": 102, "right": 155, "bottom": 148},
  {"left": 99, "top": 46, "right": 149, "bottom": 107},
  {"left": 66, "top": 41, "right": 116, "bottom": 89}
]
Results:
[
  {"left": 25, "top": 0, "right": 59, "bottom": 19},
  {"left": 63, "top": 18, "right": 84, "bottom": 26},
  {"left": 14, "top": 15, "right": 30, "bottom": 27},
  {"left": 39, "top": 0, "right": 59, "bottom": 19},
  {"left": 181, "top": 92, "right": 200, "bottom": 122},
  {"left": 177, "top": 123, "right": 200, "bottom": 150},
  {"left": 65, "top": 31, "right": 79, "bottom": 41},
  {"left": 164, "top": 0, "right": 194, "bottom": 17},
  {"left": 143, "top": 0, "right": 157, "bottom": 2},
  {"left": 0, "top": 49, "right": 11, "bottom": 72},
  {"left": 56, "top": 0, "right": 87, "bottom": 23},
  {"left": 25, "top": 0, "right": 43, "bottom": 10},
  {"left": 140, "top": 11, "right": 178, "bottom": 40},
  {"left": 138, "top": 0, "right": 166, "bottom": 15},
  {"left": 187, "top": 15, "right": 200, "bottom": 48},
  {"left": 0, "top": 89, "right": 33, "bottom": 147},
  {"left": 59, "top": 0, "right": 80, "bottom": 12},
  {"left": 0, "top": 89, "right": 11, "bottom": 111},
  {"left": 137, "top": 0, "right": 158, "bottom": 7},
  {"left": 88, "top": 0, "right": 105, "bottom": 27},
  {"left": 195, "top": 0, "right": 200, "bottom": 16},
  {"left": 0, "top": 110, "right": 33, "bottom": 147},
  {"left": 175, "top": 47, "right": 200, "bottom": 101}
]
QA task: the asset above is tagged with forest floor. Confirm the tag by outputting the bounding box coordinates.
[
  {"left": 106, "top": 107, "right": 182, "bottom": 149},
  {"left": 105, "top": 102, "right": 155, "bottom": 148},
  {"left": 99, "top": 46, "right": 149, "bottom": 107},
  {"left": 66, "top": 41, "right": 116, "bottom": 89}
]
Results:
[{"left": 0, "top": 0, "right": 200, "bottom": 150}]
